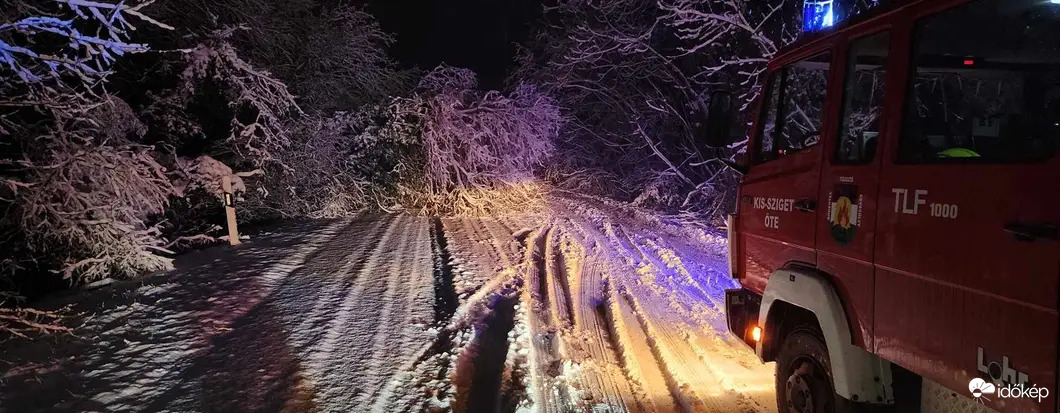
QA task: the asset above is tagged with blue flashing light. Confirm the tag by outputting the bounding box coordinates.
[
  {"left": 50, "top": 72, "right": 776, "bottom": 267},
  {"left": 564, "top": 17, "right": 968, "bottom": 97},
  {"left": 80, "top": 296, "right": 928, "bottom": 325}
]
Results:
[
  {"left": 803, "top": 0, "right": 837, "bottom": 33},
  {"left": 1052, "top": 0, "right": 1060, "bottom": 5}
]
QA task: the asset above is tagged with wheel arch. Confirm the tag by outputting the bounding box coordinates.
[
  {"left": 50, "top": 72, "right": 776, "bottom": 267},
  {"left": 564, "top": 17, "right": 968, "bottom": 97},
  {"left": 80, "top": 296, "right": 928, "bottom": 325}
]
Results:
[
  {"left": 760, "top": 299, "right": 820, "bottom": 363},
  {"left": 756, "top": 265, "right": 894, "bottom": 404}
]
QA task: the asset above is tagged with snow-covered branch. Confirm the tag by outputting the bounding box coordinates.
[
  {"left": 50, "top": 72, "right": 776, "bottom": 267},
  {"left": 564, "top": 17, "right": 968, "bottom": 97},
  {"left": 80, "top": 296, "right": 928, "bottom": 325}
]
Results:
[
  {"left": 397, "top": 66, "right": 561, "bottom": 215},
  {"left": 1, "top": 0, "right": 170, "bottom": 95},
  {"left": 3, "top": 96, "right": 180, "bottom": 283},
  {"left": 512, "top": 0, "right": 817, "bottom": 218},
  {"left": 659, "top": 0, "right": 797, "bottom": 111},
  {"left": 150, "top": 31, "right": 301, "bottom": 170}
]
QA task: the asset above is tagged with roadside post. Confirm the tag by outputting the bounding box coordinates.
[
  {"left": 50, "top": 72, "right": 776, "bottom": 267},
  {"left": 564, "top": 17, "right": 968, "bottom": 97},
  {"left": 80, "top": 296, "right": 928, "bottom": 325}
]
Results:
[{"left": 221, "top": 175, "right": 241, "bottom": 246}]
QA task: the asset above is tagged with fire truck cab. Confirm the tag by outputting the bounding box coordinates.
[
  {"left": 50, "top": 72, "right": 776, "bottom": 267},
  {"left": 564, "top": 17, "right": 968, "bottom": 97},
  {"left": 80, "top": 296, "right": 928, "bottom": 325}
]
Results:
[{"left": 713, "top": 0, "right": 1060, "bottom": 412}]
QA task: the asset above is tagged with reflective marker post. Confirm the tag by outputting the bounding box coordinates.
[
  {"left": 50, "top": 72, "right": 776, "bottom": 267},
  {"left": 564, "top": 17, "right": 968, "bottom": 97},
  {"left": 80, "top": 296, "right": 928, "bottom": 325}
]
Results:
[{"left": 221, "top": 175, "right": 241, "bottom": 246}]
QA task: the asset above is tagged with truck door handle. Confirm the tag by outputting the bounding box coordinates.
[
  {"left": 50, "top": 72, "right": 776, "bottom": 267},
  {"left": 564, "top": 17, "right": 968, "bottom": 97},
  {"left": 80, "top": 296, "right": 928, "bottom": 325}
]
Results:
[
  {"left": 794, "top": 199, "right": 817, "bottom": 212},
  {"left": 1003, "top": 222, "right": 1058, "bottom": 242}
]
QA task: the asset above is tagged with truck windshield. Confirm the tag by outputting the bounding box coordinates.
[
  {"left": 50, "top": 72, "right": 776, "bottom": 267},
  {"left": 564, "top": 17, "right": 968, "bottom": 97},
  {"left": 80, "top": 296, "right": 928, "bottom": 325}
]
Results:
[
  {"left": 898, "top": 0, "right": 1060, "bottom": 163},
  {"left": 756, "top": 52, "right": 832, "bottom": 163}
]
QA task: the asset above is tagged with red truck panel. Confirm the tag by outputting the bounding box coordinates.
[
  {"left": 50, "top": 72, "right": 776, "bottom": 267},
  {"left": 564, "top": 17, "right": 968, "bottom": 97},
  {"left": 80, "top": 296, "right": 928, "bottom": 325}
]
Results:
[{"left": 732, "top": 1, "right": 1060, "bottom": 411}]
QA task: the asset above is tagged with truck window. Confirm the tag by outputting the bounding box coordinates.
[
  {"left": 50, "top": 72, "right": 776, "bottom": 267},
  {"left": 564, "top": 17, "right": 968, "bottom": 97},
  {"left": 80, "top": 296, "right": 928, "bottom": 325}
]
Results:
[
  {"left": 756, "top": 52, "right": 832, "bottom": 163},
  {"left": 898, "top": 0, "right": 1060, "bottom": 163},
  {"left": 836, "top": 31, "right": 889, "bottom": 164}
]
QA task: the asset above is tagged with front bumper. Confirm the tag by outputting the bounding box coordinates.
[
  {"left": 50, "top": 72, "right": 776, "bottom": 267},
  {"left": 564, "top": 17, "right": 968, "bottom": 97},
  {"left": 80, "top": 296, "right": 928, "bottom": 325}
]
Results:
[{"left": 724, "top": 288, "right": 762, "bottom": 351}]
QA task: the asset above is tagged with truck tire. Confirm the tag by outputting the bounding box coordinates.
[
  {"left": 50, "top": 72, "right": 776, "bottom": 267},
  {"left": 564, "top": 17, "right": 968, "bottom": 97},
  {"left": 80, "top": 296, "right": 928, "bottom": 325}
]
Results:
[{"left": 775, "top": 326, "right": 850, "bottom": 413}]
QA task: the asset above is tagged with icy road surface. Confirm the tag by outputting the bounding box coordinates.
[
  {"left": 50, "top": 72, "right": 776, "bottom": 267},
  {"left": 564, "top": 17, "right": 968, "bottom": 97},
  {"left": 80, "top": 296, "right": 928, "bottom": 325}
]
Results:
[{"left": 0, "top": 194, "right": 776, "bottom": 413}]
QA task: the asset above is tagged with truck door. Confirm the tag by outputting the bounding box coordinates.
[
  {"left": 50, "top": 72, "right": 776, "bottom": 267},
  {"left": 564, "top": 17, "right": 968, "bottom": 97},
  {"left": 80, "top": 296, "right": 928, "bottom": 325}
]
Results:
[
  {"left": 738, "top": 50, "right": 836, "bottom": 293},
  {"left": 816, "top": 29, "right": 893, "bottom": 350},
  {"left": 873, "top": 1, "right": 1060, "bottom": 412}
]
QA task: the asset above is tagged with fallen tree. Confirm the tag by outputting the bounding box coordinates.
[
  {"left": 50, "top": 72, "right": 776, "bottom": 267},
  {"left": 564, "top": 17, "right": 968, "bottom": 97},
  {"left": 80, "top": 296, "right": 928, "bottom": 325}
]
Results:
[
  {"left": 513, "top": 0, "right": 889, "bottom": 222},
  {"left": 397, "top": 66, "right": 561, "bottom": 215},
  {"left": 0, "top": 0, "right": 561, "bottom": 331}
]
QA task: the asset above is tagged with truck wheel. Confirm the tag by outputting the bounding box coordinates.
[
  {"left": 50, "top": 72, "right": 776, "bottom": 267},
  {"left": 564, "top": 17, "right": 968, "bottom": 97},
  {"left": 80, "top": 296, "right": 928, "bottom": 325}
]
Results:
[{"left": 775, "top": 326, "right": 847, "bottom": 413}]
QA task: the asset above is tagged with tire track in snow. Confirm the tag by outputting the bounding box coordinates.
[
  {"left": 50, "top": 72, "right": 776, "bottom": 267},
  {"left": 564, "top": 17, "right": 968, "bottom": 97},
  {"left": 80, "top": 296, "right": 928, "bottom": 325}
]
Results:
[
  {"left": 618, "top": 288, "right": 706, "bottom": 413},
  {"left": 444, "top": 218, "right": 533, "bottom": 412},
  {"left": 595, "top": 202, "right": 774, "bottom": 411},
  {"left": 592, "top": 278, "right": 625, "bottom": 371},
  {"left": 279, "top": 216, "right": 395, "bottom": 356},
  {"left": 344, "top": 215, "right": 430, "bottom": 408},
  {"left": 645, "top": 234, "right": 731, "bottom": 295},
  {"left": 642, "top": 239, "right": 719, "bottom": 306},
  {"left": 482, "top": 218, "right": 523, "bottom": 268},
  {"left": 446, "top": 218, "right": 524, "bottom": 327},
  {"left": 613, "top": 228, "right": 725, "bottom": 338},
  {"left": 551, "top": 225, "right": 646, "bottom": 412},
  {"left": 369, "top": 217, "right": 503, "bottom": 413},
  {"left": 602, "top": 271, "right": 680, "bottom": 412},
  {"left": 557, "top": 211, "right": 725, "bottom": 412},
  {"left": 627, "top": 234, "right": 725, "bottom": 321},
  {"left": 608, "top": 222, "right": 763, "bottom": 412},
  {"left": 431, "top": 217, "right": 459, "bottom": 325},
  {"left": 559, "top": 213, "right": 680, "bottom": 412},
  {"left": 442, "top": 218, "right": 510, "bottom": 306},
  {"left": 305, "top": 214, "right": 418, "bottom": 409},
  {"left": 365, "top": 216, "right": 436, "bottom": 411},
  {"left": 465, "top": 295, "right": 519, "bottom": 412},
  {"left": 610, "top": 224, "right": 775, "bottom": 404},
  {"left": 501, "top": 298, "right": 533, "bottom": 413},
  {"left": 295, "top": 215, "right": 397, "bottom": 322},
  {"left": 521, "top": 225, "right": 574, "bottom": 413},
  {"left": 545, "top": 229, "right": 575, "bottom": 330}
]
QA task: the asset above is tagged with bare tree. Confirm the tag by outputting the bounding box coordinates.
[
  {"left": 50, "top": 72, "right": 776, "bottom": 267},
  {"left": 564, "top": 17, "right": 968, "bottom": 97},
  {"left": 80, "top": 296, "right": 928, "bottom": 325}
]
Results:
[
  {"left": 515, "top": 0, "right": 687, "bottom": 197},
  {"left": 660, "top": 0, "right": 796, "bottom": 113},
  {"left": 514, "top": 0, "right": 753, "bottom": 215},
  {"left": 514, "top": 0, "right": 888, "bottom": 220}
]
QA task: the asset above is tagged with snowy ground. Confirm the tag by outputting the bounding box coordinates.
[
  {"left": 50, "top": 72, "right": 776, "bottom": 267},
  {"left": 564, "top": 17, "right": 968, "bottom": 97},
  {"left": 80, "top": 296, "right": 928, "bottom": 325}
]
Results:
[{"left": 0, "top": 195, "right": 776, "bottom": 413}]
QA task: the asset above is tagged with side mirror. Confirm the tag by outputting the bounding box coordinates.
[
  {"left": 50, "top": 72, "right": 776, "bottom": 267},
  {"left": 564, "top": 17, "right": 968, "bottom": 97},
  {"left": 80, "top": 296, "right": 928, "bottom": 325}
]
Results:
[
  {"left": 703, "top": 90, "right": 735, "bottom": 148},
  {"left": 717, "top": 154, "right": 749, "bottom": 175}
]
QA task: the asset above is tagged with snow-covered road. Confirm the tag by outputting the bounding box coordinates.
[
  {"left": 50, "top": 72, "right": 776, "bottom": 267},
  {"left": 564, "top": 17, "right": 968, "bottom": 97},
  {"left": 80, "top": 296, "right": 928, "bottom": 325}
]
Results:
[{"left": 0, "top": 195, "right": 776, "bottom": 413}]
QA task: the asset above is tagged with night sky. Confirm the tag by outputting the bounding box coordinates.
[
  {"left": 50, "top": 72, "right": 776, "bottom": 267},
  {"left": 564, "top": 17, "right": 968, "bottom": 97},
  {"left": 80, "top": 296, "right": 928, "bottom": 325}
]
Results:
[{"left": 365, "top": 0, "right": 541, "bottom": 90}]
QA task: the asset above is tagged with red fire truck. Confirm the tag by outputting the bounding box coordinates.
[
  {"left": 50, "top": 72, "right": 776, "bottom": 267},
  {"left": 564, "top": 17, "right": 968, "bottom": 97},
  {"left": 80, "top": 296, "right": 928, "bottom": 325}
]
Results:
[{"left": 709, "top": 0, "right": 1060, "bottom": 412}]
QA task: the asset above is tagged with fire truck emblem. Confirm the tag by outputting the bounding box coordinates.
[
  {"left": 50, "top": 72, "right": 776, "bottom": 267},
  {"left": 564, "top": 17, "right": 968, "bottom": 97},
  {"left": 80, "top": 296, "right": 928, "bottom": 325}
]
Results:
[{"left": 828, "top": 184, "right": 862, "bottom": 245}]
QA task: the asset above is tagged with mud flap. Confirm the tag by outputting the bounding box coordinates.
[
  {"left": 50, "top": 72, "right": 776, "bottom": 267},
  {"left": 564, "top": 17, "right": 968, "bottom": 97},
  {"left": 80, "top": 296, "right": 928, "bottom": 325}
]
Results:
[{"left": 725, "top": 288, "right": 762, "bottom": 351}]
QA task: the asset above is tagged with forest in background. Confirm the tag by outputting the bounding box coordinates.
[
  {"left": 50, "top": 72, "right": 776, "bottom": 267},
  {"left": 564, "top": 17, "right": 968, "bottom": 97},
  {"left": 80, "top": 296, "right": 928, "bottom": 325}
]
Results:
[{"left": 0, "top": 0, "right": 876, "bottom": 325}]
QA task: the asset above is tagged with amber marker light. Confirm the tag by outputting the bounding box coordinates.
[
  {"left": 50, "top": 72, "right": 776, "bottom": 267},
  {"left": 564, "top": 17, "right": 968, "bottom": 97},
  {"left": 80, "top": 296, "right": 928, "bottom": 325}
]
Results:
[{"left": 751, "top": 326, "right": 762, "bottom": 342}]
